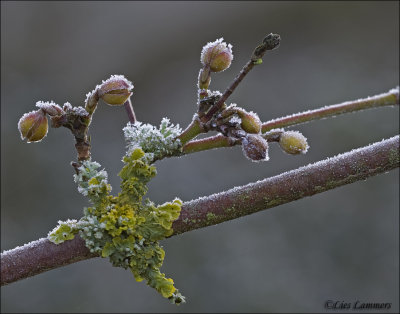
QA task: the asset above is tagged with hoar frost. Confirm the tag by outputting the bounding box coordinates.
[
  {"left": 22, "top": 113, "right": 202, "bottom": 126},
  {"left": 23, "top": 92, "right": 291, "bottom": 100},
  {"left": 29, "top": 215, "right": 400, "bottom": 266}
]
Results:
[
  {"left": 36, "top": 100, "right": 62, "bottom": 114},
  {"left": 73, "top": 160, "right": 111, "bottom": 198},
  {"left": 123, "top": 118, "right": 182, "bottom": 162}
]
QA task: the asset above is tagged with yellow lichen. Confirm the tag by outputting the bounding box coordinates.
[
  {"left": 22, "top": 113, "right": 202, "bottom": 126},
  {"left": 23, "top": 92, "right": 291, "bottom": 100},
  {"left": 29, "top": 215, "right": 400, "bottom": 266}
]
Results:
[{"left": 49, "top": 123, "right": 186, "bottom": 305}]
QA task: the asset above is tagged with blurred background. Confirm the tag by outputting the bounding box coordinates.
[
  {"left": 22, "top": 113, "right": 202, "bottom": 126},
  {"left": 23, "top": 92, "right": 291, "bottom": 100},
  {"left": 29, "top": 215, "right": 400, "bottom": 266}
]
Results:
[{"left": 1, "top": 1, "right": 399, "bottom": 313}]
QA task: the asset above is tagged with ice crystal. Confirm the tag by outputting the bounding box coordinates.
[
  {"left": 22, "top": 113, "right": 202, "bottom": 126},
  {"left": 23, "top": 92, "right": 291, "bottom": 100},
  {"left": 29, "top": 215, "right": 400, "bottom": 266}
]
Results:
[
  {"left": 229, "top": 115, "right": 242, "bottom": 125},
  {"left": 35, "top": 100, "right": 63, "bottom": 115},
  {"left": 71, "top": 106, "right": 89, "bottom": 117},
  {"left": 123, "top": 118, "right": 182, "bottom": 162},
  {"left": 63, "top": 102, "right": 72, "bottom": 111},
  {"left": 73, "top": 160, "right": 111, "bottom": 202}
]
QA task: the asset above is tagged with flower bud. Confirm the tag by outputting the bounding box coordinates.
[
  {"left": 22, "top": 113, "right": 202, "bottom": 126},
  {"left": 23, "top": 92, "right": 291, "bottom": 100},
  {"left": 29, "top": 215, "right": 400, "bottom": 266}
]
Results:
[
  {"left": 220, "top": 105, "right": 261, "bottom": 134},
  {"left": 242, "top": 134, "right": 269, "bottom": 162},
  {"left": 262, "top": 33, "right": 281, "bottom": 51},
  {"left": 36, "top": 101, "right": 64, "bottom": 116},
  {"left": 18, "top": 109, "right": 48, "bottom": 142},
  {"left": 201, "top": 38, "right": 233, "bottom": 72},
  {"left": 236, "top": 109, "right": 261, "bottom": 134},
  {"left": 98, "top": 75, "right": 133, "bottom": 106},
  {"left": 279, "top": 131, "right": 309, "bottom": 155}
]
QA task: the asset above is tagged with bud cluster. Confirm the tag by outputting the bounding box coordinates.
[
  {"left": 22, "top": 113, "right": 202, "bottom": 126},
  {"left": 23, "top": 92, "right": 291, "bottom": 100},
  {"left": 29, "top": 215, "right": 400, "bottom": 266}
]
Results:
[
  {"left": 206, "top": 103, "right": 269, "bottom": 162},
  {"left": 206, "top": 102, "right": 309, "bottom": 162}
]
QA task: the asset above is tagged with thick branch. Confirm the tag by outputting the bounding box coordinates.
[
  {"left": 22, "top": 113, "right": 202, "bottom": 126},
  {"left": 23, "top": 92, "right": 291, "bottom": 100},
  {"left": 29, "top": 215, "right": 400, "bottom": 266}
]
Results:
[
  {"left": 182, "top": 87, "right": 399, "bottom": 155},
  {"left": 1, "top": 135, "right": 399, "bottom": 286},
  {"left": 175, "top": 136, "right": 399, "bottom": 234},
  {"left": 1, "top": 236, "right": 97, "bottom": 286}
]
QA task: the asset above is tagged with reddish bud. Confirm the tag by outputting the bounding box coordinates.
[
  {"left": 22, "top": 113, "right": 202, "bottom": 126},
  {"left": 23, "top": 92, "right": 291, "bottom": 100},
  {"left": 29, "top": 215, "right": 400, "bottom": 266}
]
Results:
[
  {"left": 241, "top": 134, "right": 269, "bottom": 162},
  {"left": 201, "top": 38, "right": 233, "bottom": 72},
  {"left": 18, "top": 109, "right": 48, "bottom": 142},
  {"left": 98, "top": 75, "right": 133, "bottom": 106}
]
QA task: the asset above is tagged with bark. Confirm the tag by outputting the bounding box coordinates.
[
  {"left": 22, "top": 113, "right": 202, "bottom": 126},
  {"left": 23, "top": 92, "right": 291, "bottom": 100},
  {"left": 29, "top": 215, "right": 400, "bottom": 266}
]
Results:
[{"left": 1, "top": 135, "right": 399, "bottom": 286}]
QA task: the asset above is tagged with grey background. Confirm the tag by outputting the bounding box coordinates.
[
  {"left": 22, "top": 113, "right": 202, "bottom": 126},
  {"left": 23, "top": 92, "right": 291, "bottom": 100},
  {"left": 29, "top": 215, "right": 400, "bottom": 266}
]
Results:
[{"left": 1, "top": 1, "right": 399, "bottom": 313}]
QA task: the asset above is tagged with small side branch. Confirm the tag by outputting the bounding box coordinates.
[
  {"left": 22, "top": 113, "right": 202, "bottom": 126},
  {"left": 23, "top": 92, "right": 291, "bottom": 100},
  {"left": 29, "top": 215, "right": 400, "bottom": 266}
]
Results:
[
  {"left": 262, "top": 87, "right": 399, "bottom": 132},
  {"left": 202, "top": 34, "right": 281, "bottom": 123},
  {"left": 1, "top": 135, "right": 398, "bottom": 286},
  {"left": 123, "top": 98, "right": 136, "bottom": 124},
  {"left": 182, "top": 87, "right": 399, "bottom": 155}
]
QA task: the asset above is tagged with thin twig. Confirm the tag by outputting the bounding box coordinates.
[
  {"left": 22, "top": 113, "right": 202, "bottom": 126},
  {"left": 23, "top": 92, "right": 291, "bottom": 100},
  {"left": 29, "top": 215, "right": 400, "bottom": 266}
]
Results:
[
  {"left": 201, "top": 60, "right": 255, "bottom": 122},
  {"left": 262, "top": 87, "right": 399, "bottom": 132},
  {"left": 2, "top": 135, "right": 398, "bottom": 286},
  {"left": 202, "top": 34, "right": 281, "bottom": 122},
  {"left": 177, "top": 118, "right": 204, "bottom": 145},
  {"left": 182, "top": 87, "right": 399, "bottom": 155},
  {"left": 123, "top": 98, "right": 136, "bottom": 124}
]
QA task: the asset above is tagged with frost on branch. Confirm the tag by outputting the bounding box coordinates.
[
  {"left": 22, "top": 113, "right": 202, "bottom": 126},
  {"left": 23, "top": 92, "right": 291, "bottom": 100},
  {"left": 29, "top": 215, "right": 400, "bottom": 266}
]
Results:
[
  {"left": 123, "top": 118, "right": 182, "bottom": 162},
  {"left": 73, "top": 160, "right": 111, "bottom": 203},
  {"left": 35, "top": 100, "right": 64, "bottom": 116}
]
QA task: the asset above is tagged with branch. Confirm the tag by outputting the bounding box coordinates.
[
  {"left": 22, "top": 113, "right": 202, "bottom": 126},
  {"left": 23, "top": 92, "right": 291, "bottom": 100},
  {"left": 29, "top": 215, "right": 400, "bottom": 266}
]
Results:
[
  {"left": 182, "top": 87, "right": 399, "bottom": 155},
  {"left": 2, "top": 135, "right": 398, "bottom": 286},
  {"left": 261, "top": 86, "right": 399, "bottom": 132},
  {"left": 202, "top": 33, "right": 281, "bottom": 122},
  {"left": 123, "top": 98, "right": 136, "bottom": 124},
  {"left": 176, "top": 135, "right": 399, "bottom": 233},
  {"left": 177, "top": 34, "right": 282, "bottom": 146}
]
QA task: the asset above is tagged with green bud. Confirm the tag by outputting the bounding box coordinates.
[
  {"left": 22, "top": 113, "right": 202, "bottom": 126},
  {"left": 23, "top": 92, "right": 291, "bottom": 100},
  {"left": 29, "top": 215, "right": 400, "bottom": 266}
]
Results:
[
  {"left": 98, "top": 75, "right": 133, "bottom": 106},
  {"left": 279, "top": 131, "right": 309, "bottom": 154},
  {"left": 242, "top": 134, "right": 269, "bottom": 162},
  {"left": 201, "top": 38, "right": 233, "bottom": 72},
  {"left": 220, "top": 105, "right": 261, "bottom": 134},
  {"left": 237, "top": 109, "right": 261, "bottom": 134},
  {"left": 18, "top": 109, "right": 48, "bottom": 142}
]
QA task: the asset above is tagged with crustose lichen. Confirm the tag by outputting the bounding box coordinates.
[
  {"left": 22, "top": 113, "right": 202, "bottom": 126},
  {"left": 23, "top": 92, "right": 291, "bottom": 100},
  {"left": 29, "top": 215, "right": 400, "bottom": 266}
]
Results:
[{"left": 48, "top": 119, "right": 185, "bottom": 304}]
